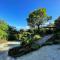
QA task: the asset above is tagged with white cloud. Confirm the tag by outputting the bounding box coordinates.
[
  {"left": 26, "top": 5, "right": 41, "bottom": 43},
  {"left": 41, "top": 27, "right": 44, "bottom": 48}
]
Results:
[{"left": 16, "top": 26, "right": 30, "bottom": 30}]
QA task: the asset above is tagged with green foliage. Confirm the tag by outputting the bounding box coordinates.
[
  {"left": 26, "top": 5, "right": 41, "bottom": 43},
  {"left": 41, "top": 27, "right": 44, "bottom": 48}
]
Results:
[
  {"left": 33, "top": 35, "right": 41, "bottom": 41},
  {"left": 54, "top": 16, "right": 60, "bottom": 32},
  {"left": 26, "top": 29, "right": 34, "bottom": 34},
  {"left": 0, "top": 20, "right": 19, "bottom": 41},
  {"left": 27, "top": 8, "right": 51, "bottom": 29},
  {"left": 29, "top": 8, "right": 47, "bottom": 18},
  {"left": 19, "top": 32, "right": 33, "bottom": 44},
  {"left": 54, "top": 16, "right": 60, "bottom": 26},
  {"left": 0, "top": 29, "right": 8, "bottom": 39},
  {"left": 19, "top": 29, "right": 25, "bottom": 34},
  {"left": 0, "top": 20, "right": 9, "bottom": 40},
  {"left": 8, "top": 26, "right": 18, "bottom": 40},
  {"left": 0, "top": 20, "right": 9, "bottom": 31}
]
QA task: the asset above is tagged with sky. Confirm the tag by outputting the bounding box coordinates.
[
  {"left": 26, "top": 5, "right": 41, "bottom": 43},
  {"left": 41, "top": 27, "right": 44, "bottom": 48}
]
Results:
[{"left": 0, "top": 0, "right": 60, "bottom": 29}]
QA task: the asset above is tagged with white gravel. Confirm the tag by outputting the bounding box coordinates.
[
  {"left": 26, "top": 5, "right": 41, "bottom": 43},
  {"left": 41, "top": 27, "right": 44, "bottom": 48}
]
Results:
[
  {"left": 0, "top": 45, "right": 60, "bottom": 60},
  {"left": 16, "top": 45, "right": 60, "bottom": 60}
]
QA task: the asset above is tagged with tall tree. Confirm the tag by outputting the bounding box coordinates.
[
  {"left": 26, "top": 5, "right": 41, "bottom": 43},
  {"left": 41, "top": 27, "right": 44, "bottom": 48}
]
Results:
[{"left": 27, "top": 8, "right": 52, "bottom": 31}]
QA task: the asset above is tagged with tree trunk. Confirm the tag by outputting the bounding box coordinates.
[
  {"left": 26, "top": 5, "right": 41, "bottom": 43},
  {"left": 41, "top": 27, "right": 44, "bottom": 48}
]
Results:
[
  {"left": 38, "top": 25, "right": 40, "bottom": 30},
  {"left": 37, "top": 25, "right": 40, "bottom": 33}
]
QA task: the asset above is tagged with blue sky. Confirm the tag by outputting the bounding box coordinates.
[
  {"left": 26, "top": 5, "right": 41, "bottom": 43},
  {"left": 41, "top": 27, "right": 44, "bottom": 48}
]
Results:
[{"left": 0, "top": 0, "right": 60, "bottom": 29}]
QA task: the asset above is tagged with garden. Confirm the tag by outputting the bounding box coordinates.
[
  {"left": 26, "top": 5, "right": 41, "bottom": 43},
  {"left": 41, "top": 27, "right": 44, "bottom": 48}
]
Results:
[{"left": 0, "top": 8, "right": 60, "bottom": 58}]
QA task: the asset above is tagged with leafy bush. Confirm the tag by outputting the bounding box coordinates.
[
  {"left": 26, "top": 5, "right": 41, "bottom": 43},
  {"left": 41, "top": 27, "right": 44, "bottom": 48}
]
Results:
[
  {"left": 0, "top": 29, "right": 8, "bottom": 40},
  {"left": 33, "top": 35, "right": 41, "bottom": 41},
  {"left": 19, "top": 32, "right": 33, "bottom": 45},
  {"left": 0, "top": 20, "right": 9, "bottom": 40}
]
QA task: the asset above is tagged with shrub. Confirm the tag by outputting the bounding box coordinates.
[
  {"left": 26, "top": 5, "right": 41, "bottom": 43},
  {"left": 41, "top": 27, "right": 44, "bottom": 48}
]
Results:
[
  {"left": 19, "top": 32, "right": 33, "bottom": 45},
  {"left": 33, "top": 35, "right": 41, "bottom": 41}
]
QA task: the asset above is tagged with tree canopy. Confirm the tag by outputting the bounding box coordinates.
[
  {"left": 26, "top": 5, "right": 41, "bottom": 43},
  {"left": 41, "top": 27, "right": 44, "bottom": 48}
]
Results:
[
  {"left": 0, "top": 20, "right": 9, "bottom": 40},
  {"left": 27, "top": 8, "right": 52, "bottom": 30}
]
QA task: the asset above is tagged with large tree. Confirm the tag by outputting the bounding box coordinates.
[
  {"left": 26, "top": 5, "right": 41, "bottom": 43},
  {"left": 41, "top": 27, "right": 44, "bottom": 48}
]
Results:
[{"left": 27, "top": 8, "right": 52, "bottom": 30}]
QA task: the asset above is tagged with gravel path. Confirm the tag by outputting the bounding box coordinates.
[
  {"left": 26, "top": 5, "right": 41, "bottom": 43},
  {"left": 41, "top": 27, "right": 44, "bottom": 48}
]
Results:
[
  {"left": 0, "top": 45, "right": 60, "bottom": 60},
  {"left": 16, "top": 45, "right": 60, "bottom": 60},
  {"left": 35, "top": 34, "right": 53, "bottom": 45}
]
